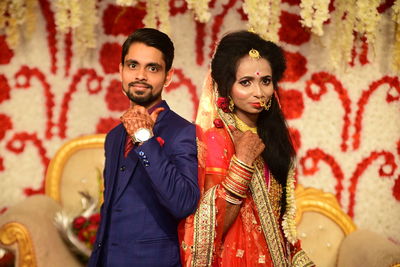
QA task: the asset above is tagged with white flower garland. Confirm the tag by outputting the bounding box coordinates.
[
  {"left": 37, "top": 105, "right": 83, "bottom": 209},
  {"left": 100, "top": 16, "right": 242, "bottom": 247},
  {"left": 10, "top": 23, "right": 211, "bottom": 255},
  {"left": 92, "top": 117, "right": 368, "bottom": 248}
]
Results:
[
  {"left": 54, "top": 0, "right": 72, "bottom": 33},
  {"left": 54, "top": 0, "right": 82, "bottom": 32},
  {"left": 185, "top": 0, "right": 211, "bottom": 23},
  {"left": 157, "top": 0, "right": 170, "bottom": 34},
  {"left": 143, "top": 0, "right": 170, "bottom": 35},
  {"left": 243, "top": 0, "right": 281, "bottom": 43},
  {"left": 328, "top": 0, "right": 357, "bottom": 70},
  {"left": 355, "top": 0, "right": 381, "bottom": 46},
  {"left": 69, "top": 0, "right": 82, "bottom": 30},
  {"left": 24, "top": 0, "right": 38, "bottom": 40},
  {"left": 115, "top": 0, "right": 138, "bottom": 6},
  {"left": 392, "top": 0, "right": 400, "bottom": 73},
  {"left": 282, "top": 166, "right": 297, "bottom": 245},
  {"left": 300, "top": 0, "right": 330, "bottom": 36},
  {"left": 143, "top": 0, "right": 157, "bottom": 29},
  {"left": 0, "top": 0, "right": 36, "bottom": 49},
  {"left": 75, "top": 0, "right": 98, "bottom": 57},
  {"left": 55, "top": 0, "right": 98, "bottom": 57},
  {"left": 0, "top": 1, "right": 6, "bottom": 30}
]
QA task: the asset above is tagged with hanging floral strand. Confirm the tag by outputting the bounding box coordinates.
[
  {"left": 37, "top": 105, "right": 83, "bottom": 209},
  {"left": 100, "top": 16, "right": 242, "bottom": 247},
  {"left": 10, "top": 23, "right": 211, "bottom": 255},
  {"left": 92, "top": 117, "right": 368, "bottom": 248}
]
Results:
[
  {"left": 75, "top": 0, "right": 98, "bottom": 57},
  {"left": 328, "top": 0, "right": 357, "bottom": 70},
  {"left": 55, "top": 0, "right": 98, "bottom": 58},
  {"left": 0, "top": 0, "right": 37, "bottom": 49},
  {"left": 143, "top": 0, "right": 171, "bottom": 35},
  {"left": 243, "top": 0, "right": 281, "bottom": 43},
  {"left": 354, "top": 0, "right": 381, "bottom": 47},
  {"left": 157, "top": 0, "right": 171, "bottom": 34},
  {"left": 143, "top": 0, "right": 157, "bottom": 28},
  {"left": 392, "top": 0, "right": 400, "bottom": 73},
  {"left": 186, "top": 0, "right": 211, "bottom": 23},
  {"left": 299, "top": 0, "right": 330, "bottom": 36},
  {"left": 4, "top": 0, "right": 21, "bottom": 48},
  {"left": 54, "top": 0, "right": 75, "bottom": 34},
  {"left": 24, "top": 0, "right": 38, "bottom": 40}
]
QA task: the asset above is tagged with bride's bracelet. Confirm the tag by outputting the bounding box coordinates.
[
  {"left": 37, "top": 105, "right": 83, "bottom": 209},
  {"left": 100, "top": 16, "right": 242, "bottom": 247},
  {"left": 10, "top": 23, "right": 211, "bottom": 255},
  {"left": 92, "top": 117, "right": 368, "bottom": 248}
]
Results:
[
  {"left": 221, "top": 155, "right": 254, "bottom": 198},
  {"left": 220, "top": 187, "right": 243, "bottom": 205}
]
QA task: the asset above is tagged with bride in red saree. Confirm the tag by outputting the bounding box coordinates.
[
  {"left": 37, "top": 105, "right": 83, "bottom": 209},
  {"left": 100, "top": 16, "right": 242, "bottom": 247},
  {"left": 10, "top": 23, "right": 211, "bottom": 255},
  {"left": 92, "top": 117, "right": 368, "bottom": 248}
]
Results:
[{"left": 179, "top": 31, "right": 313, "bottom": 267}]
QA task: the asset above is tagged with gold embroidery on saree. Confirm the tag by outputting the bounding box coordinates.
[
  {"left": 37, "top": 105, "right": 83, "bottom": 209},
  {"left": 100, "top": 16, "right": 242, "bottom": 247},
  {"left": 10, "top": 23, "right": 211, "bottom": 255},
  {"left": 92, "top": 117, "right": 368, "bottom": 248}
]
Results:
[
  {"left": 250, "top": 158, "right": 288, "bottom": 267},
  {"left": 192, "top": 186, "right": 217, "bottom": 267},
  {"left": 218, "top": 108, "right": 288, "bottom": 266}
]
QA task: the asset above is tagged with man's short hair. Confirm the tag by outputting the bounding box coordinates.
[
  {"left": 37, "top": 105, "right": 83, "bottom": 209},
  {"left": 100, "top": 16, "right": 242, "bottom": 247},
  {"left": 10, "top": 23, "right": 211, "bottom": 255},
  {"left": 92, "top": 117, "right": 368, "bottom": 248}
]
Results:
[{"left": 121, "top": 28, "right": 174, "bottom": 72}]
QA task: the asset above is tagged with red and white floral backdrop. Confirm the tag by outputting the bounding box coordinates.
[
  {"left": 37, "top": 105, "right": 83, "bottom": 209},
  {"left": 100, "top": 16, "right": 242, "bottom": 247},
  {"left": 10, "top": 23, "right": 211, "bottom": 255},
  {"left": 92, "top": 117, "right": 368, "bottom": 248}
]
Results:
[{"left": 0, "top": 0, "right": 399, "bottom": 244}]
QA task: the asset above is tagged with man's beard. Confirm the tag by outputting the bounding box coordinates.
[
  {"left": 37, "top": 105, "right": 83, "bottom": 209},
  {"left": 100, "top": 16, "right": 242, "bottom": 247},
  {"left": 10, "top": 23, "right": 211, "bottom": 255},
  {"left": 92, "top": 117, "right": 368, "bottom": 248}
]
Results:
[{"left": 123, "top": 82, "right": 161, "bottom": 106}]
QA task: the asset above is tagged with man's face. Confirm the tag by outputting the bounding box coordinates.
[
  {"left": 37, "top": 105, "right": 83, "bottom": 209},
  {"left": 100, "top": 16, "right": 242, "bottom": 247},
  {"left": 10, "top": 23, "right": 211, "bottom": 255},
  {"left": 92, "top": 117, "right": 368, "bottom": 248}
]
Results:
[{"left": 119, "top": 42, "right": 173, "bottom": 108}]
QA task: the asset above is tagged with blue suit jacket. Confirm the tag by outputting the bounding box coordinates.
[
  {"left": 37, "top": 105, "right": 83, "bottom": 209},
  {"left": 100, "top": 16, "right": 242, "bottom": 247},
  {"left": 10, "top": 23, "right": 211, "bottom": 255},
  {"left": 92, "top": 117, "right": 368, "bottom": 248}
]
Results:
[{"left": 88, "top": 101, "right": 199, "bottom": 267}]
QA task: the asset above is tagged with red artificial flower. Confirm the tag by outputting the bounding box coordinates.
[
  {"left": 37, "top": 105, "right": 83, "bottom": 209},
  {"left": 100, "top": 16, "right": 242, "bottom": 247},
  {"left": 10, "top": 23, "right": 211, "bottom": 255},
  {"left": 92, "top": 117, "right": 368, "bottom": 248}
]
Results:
[
  {"left": 89, "top": 235, "right": 97, "bottom": 245},
  {"left": 156, "top": 136, "right": 165, "bottom": 147},
  {"left": 89, "top": 213, "right": 101, "bottom": 224},
  {"left": 86, "top": 223, "right": 98, "bottom": 234},
  {"left": 78, "top": 228, "right": 88, "bottom": 242},
  {"left": 213, "top": 118, "right": 224, "bottom": 128},
  {"left": 217, "top": 97, "right": 231, "bottom": 113},
  {"left": 73, "top": 216, "right": 87, "bottom": 230}
]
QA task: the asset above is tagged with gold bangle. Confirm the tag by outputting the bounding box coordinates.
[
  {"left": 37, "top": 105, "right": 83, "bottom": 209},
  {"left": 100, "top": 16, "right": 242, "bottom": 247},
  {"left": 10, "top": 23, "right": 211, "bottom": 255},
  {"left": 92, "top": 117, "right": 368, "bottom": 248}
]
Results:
[
  {"left": 227, "top": 172, "right": 251, "bottom": 187},
  {"left": 232, "top": 155, "right": 255, "bottom": 172},
  {"left": 230, "top": 165, "right": 253, "bottom": 180},
  {"left": 218, "top": 186, "right": 243, "bottom": 205},
  {"left": 224, "top": 192, "right": 243, "bottom": 205},
  {"left": 222, "top": 180, "right": 247, "bottom": 198}
]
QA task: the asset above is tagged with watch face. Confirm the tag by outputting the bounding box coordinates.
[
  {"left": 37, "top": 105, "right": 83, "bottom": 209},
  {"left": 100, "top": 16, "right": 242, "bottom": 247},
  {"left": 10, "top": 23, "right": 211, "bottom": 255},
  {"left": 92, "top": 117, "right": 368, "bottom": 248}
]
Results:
[{"left": 134, "top": 128, "right": 152, "bottom": 142}]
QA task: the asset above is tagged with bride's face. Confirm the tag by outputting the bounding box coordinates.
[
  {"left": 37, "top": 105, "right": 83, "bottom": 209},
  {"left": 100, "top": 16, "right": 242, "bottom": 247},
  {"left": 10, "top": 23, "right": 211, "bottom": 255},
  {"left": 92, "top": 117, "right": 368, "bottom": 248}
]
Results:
[{"left": 230, "top": 55, "right": 274, "bottom": 118}]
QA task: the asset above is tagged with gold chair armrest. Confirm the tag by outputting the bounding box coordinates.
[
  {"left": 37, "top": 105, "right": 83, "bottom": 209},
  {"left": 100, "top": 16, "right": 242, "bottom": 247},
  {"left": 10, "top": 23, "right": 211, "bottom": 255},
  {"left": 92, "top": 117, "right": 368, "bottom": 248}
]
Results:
[{"left": 0, "top": 222, "right": 37, "bottom": 267}]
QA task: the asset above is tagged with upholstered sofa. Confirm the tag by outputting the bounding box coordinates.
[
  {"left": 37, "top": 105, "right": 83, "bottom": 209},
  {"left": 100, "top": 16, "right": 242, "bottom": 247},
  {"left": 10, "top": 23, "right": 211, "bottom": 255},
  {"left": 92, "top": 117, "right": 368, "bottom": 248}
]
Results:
[{"left": 1, "top": 134, "right": 399, "bottom": 267}]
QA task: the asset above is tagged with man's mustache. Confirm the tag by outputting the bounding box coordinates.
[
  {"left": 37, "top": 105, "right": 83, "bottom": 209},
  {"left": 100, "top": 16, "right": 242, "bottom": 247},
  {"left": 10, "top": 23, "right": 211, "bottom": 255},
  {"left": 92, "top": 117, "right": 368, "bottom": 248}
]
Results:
[{"left": 128, "top": 81, "right": 153, "bottom": 89}]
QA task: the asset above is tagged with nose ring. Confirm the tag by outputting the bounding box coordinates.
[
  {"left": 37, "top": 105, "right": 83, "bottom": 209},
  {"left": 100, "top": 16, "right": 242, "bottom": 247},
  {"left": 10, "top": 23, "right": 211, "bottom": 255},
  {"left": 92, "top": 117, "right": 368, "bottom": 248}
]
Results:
[{"left": 260, "top": 97, "right": 272, "bottom": 111}]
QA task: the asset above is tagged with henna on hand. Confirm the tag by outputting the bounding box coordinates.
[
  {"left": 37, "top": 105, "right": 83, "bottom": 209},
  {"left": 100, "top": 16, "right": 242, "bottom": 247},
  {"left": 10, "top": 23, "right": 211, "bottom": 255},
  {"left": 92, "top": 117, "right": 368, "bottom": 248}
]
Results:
[
  {"left": 230, "top": 126, "right": 265, "bottom": 166},
  {"left": 120, "top": 105, "right": 164, "bottom": 137}
]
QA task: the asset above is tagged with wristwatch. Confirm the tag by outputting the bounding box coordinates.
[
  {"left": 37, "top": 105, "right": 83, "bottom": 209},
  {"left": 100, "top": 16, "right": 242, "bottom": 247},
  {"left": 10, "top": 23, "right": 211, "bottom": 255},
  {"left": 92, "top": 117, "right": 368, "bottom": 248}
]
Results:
[{"left": 133, "top": 128, "right": 153, "bottom": 143}]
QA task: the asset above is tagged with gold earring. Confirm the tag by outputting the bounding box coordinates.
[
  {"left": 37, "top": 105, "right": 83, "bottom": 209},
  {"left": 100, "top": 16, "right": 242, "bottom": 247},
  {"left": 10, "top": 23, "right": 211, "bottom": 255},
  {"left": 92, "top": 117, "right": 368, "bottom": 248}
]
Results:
[{"left": 228, "top": 96, "right": 234, "bottom": 112}]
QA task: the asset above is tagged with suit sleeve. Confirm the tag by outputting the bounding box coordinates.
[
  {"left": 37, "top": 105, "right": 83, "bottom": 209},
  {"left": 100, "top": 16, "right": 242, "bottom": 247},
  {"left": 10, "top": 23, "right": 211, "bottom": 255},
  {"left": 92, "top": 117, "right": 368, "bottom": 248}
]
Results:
[{"left": 134, "top": 123, "right": 200, "bottom": 220}]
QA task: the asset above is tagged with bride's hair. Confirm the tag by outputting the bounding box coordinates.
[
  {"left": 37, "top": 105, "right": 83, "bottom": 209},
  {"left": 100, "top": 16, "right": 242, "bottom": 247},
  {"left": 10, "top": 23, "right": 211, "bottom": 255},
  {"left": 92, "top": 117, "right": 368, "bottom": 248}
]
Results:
[{"left": 211, "top": 31, "right": 295, "bottom": 214}]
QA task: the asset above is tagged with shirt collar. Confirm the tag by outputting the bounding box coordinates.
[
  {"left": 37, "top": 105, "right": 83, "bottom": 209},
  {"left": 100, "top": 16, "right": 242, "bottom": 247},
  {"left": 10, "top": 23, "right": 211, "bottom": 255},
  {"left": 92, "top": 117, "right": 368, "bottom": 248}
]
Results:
[{"left": 147, "top": 100, "right": 165, "bottom": 114}]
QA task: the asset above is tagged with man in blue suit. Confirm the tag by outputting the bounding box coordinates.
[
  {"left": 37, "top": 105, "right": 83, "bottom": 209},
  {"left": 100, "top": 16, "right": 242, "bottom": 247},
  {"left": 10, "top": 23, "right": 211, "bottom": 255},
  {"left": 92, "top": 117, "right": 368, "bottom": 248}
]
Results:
[{"left": 88, "top": 28, "right": 199, "bottom": 267}]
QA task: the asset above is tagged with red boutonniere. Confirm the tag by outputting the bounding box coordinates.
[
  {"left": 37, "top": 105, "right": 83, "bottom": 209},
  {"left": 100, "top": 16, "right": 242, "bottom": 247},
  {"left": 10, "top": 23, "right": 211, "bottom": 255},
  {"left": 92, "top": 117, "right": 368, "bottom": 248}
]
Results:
[
  {"left": 217, "top": 97, "right": 231, "bottom": 113},
  {"left": 213, "top": 118, "right": 224, "bottom": 128},
  {"left": 156, "top": 136, "right": 165, "bottom": 147}
]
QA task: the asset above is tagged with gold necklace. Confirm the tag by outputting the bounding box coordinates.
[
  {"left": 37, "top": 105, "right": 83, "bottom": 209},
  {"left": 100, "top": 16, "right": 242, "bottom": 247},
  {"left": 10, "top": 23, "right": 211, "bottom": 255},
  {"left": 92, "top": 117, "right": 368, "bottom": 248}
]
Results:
[{"left": 233, "top": 114, "right": 257, "bottom": 134}]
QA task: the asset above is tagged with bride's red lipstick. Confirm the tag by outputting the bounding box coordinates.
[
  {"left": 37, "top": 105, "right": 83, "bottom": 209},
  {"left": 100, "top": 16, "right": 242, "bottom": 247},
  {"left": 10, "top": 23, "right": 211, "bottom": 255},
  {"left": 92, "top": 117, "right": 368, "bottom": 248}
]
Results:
[{"left": 251, "top": 102, "right": 262, "bottom": 108}]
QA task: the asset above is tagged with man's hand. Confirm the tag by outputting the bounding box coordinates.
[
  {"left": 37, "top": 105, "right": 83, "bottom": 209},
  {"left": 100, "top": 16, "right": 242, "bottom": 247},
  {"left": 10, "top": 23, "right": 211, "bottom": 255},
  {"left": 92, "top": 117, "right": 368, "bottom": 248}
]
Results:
[
  {"left": 120, "top": 105, "right": 164, "bottom": 138},
  {"left": 229, "top": 126, "right": 265, "bottom": 166}
]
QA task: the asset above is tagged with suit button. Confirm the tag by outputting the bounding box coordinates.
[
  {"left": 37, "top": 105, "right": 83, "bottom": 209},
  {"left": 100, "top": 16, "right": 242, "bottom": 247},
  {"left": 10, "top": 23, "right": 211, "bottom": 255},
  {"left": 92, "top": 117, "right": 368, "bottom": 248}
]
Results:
[
  {"left": 120, "top": 165, "right": 126, "bottom": 171},
  {"left": 97, "top": 242, "right": 102, "bottom": 248},
  {"left": 139, "top": 151, "right": 145, "bottom": 157}
]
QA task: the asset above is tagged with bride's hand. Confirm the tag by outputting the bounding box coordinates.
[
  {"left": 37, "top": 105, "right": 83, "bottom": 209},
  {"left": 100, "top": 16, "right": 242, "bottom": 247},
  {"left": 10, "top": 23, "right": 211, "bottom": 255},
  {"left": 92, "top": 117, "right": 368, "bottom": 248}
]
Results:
[{"left": 230, "top": 126, "right": 265, "bottom": 166}]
